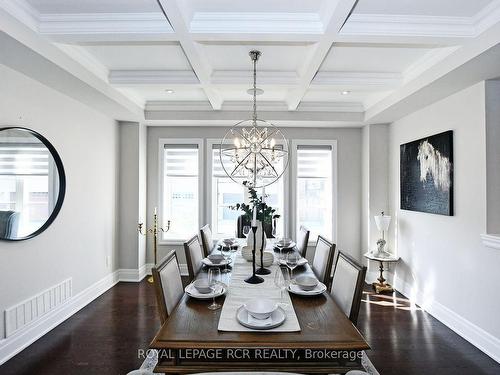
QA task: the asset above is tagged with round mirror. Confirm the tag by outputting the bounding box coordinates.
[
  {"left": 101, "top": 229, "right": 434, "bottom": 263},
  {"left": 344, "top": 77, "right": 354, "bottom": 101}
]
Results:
[{"left": 0, "top": 127, "right": 66, "bottom": 241}]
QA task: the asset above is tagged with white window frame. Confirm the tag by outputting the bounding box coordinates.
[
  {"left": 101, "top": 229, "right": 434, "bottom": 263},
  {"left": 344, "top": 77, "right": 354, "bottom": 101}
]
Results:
[
  {"left": 207, "top": 138, "right": 290, "bottom": 240},
  {"left": 158, "top": 138, "right": 204, "bottom": 245},
  {"left": 290, "top": 139, "right": 338, "bottom": 246}
]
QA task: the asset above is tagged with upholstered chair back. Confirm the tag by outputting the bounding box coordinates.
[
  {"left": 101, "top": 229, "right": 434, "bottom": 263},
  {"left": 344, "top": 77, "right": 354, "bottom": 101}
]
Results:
[
  {"left": 200, "top": 224, "right": 214, "bottom": 257},
  {"left": 184, "top": 235, "right": 204, "bottom": 282},
  {"left": 296, "top": 225, "right": 310, "bottom": 257},
  {"left": 311, "top": 235, "right": 336, "bottom": 286},
  {"left": 330, "top": 251, "right": 367, "bottom": 325},
  {"left": 152, "top": 250, "right": 184, "bottom": 325}
]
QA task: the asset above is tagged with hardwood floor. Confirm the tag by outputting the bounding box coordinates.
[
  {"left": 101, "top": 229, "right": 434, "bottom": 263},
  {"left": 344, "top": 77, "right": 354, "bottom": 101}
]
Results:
[{"left": 1, "top": 279, "right": 499, "bottom": 375}]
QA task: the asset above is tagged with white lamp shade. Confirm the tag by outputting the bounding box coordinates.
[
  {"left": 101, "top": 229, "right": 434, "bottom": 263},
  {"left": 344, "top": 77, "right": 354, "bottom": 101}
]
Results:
[{"left": 374, "top": 215, "right": 391, "bottom": 231}]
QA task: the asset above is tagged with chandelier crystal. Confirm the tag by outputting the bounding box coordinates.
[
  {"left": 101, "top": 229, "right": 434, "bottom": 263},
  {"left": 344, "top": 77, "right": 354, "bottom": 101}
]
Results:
[{"left": 219, "top": 50, "right": 289, "bottom": 188}]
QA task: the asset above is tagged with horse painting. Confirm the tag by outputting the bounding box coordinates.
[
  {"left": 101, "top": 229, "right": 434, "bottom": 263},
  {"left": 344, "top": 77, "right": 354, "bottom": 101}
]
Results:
[
  {"left": 400, "top": 131, "right": 453, "bottom": 216},
  {"left": 417, "top": 140, "right": 452, "bottom": 192}
]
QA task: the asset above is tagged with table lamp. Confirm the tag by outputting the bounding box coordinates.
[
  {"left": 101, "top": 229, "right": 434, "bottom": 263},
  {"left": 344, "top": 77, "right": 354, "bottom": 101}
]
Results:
[{"left": 374, "top": 211, "right": 391, "bottom": 257}]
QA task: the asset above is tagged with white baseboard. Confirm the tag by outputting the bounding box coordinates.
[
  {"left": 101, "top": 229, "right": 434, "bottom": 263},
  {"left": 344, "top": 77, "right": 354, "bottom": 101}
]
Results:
[
  {"left": 119, "top": 263, "right": 189, "bottom": 282},
  {"left": 0, "top": 262, "right": 196, "bottom": 366},
  {"left": 0, "top": 270, "right": 120, "bottom": 366},
  {"left": 394, "top": 275, "right": 500, "bottom": 364}
]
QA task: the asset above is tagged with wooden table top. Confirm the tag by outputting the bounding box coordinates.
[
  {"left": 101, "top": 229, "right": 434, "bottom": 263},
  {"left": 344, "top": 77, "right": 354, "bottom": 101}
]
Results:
[{"left": 150, "top": 244, "right": 369, "bottom": 352}]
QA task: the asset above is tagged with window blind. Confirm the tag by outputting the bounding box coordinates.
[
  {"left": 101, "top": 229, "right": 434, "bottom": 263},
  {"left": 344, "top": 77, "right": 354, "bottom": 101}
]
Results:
[
  {"left": 297, "top": 145, "right": 332, "bottom": 178},
  {"left": 164, "top": 144, "right": 198, "bottom": 177},
  {"left": 0, "top": 144, "right": 49, "bottom": 176}
]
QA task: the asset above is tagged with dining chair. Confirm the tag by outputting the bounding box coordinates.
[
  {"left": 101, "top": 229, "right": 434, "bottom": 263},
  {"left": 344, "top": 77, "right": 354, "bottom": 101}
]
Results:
[
  {"left": 296, "top": 225, "right": 310, "bottom": 257},
  {"left": 311, "top": 235, "right": 336, "bottom": 287},
  {"left": 330, "top": 250, "right": 367, "bottom": 325},
  {"left": 152, "top": 250, "right": 184, "bottom": 325},
  {"left": 184, "top": 234, "right": 204, "bottom": 282},
  {"left": 200, "top": 224, "right": 214, "bottom": 257}
]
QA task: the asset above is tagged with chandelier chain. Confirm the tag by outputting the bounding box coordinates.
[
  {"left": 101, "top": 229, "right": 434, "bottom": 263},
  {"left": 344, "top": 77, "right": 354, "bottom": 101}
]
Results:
[{"left": 252, "top": 54, "right": 257, "bottom": 122}]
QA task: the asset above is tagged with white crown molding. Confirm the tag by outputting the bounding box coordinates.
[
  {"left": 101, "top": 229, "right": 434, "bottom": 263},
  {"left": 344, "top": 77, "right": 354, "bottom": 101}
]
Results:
[
  {"left": 341, "top": 13, "right": 475, "bottom": 38},
  {"left": 481, "top": 234, "right": 500, "bottom": 250},
  {"left": 474, "top": 0, "right": 500, "bottom": 35},
  {"left": 0, "top": 0, "right": 39, "bottom": 31},
  {"left": 57, "top": 44, "right": 109, "bottom": 82},
  {"left": 401, "top": 46, "right": 460, "bottom": 84},
  {"left": 37, "top": 12, "right": 174, "bottom": 35},
  {"left": 145, "top": 100, "right": 364, "bottom": 113},
  {"left": 190, "top": 12, "right": 324, "bottom": 34},
  {"left": 211, "top": 70, "right": 300, "bottom": 85},
  {"left": 145, "top": 100, "right": 214, "bottom": 112},
  {"left": 312, "top": 71, "right": 402, "bottom": 88},
  {"left": 298, "top": 101, "right": 364, "bottom": 113},
  {"left": 109, "top": 70, "right": 199, "bottom": 85}
]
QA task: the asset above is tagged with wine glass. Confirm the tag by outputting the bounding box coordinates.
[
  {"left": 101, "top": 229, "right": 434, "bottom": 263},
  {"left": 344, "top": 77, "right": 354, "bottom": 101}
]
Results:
[
  {"left": 243, "top": 225, "right": 251, "bottom": 237},
  {"left": 274, "top": 267, "right": 291, "bottom": 307},
  {"left": 221, "top": 245, "right": 231, "bottom": 274},
  {"left": 208, "top": 268, "right": 221, "bottom": 310},
  {"left": 286, "top": 252, "right": 300, "bottom": 279}
]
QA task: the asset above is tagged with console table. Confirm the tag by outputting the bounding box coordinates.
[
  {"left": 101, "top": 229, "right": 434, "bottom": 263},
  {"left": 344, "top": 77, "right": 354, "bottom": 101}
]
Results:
[{"left": 363, "top": 252, "right": 400, "bottom": 294}]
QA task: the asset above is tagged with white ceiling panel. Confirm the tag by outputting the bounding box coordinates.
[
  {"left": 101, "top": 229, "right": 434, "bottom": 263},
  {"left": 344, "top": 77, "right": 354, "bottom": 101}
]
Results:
[
  {"left": 198, "top": 42, "right": 314, "bottom": 72},
  {"left": 84, "top": 43, "right": 191, "bottom": 70},
  {"left": 27, "top": 0, "right": 161, "bottom": 14},
  {"left": 353, "top": 0, "right": 492, "bottom": 17},
  {"left": 181, "top": 0, "right": 326, "bottom": 20},
  {"left": 320, "top": 44, "right": 433, "bottom": 73},
  {"left": 217, "top": 86, "right": 289, "bottom": 102}
]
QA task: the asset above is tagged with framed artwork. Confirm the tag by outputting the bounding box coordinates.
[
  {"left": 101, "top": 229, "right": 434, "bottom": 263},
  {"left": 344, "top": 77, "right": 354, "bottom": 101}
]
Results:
[{"left": 400, "top": 130, "right": 453, "bottom": 216}]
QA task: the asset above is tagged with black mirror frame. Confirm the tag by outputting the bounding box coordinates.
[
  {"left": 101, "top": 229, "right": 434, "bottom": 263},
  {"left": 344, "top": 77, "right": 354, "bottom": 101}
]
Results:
[{"left": 0, "top": 126, "right": 66, "bottom": 241}]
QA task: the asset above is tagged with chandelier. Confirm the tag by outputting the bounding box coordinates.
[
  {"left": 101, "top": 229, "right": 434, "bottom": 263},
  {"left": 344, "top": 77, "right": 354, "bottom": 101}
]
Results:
[{"left": 219, "top": 50, "right": 289, "bottom": 189}]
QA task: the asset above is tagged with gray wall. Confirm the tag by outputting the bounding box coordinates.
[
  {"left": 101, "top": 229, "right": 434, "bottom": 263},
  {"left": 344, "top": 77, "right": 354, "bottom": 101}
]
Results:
[
  {"left": 485, "top": 80, "right": 500, "bottom": 234},
  {"left": 146, "top": 126, "right": 363, "bottom": 266},
  {"left": 117, "top": 122, "right": 147, "bottom": 270},
  {"left": 388, "top": 82, "right": 500, "bottom": 340},
  {"left": 0, "top": 64, "right": 119, "bottom": 338}
]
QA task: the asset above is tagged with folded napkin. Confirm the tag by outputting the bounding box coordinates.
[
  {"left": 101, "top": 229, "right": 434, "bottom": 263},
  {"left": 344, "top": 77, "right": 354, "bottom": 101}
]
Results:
[{"left": 247, "top": 313, "right": 274, "bottom": 327}]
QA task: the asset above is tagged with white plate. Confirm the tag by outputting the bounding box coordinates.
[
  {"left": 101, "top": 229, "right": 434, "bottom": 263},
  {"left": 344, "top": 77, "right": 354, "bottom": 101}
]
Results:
[
  {"left": 236, "top": 305, "right": 286, "bottom": 330},
  {"left": 288, "top": 281, "right": 327, "bottom": 296},
  {"left": 202, "top": 257, "right": 232, "bottom": 267},
  {"left": 275, "top": 241, "right": 296, "bottom": 249},
  {"left": 185, "top": 282, "right": 226, "bottom": 299},
  {"left": 278, "top": 258, "right": 308, "bottom": 267}
]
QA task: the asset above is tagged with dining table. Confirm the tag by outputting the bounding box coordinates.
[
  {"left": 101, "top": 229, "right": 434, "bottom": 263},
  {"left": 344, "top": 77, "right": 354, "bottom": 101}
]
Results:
[{"left": 149, "top": 239, "right": 370, "bottom": 374}]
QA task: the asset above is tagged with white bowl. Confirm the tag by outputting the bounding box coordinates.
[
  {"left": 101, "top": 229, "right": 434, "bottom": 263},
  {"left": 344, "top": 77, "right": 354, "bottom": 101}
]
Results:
[
  {"left": 208, "top": 254, "right": 224, "bottom": 264},
  {"left": 223, "top": 238, "right": 236, "bottom": 246},
  {"left": 193, "top": 279, "right": 212, "bottom": 294},
  {"left": 277, "top": 238, "right": 292, "bottom": 246},
  {"left": 244, "top": 298, "right": 278, "bottom": 320},
  {"left": 295, "top": 276, "right": 319, "bottom": 291}
]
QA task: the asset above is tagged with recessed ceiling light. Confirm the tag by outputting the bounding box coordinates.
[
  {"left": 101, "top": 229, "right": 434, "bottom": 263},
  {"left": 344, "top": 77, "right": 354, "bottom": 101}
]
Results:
[
  {"left": 165, "top": 89, "right": 174, "bottom": 94},
  {"left": 341, "top": 90, "right": 351, "bottom": 95}
]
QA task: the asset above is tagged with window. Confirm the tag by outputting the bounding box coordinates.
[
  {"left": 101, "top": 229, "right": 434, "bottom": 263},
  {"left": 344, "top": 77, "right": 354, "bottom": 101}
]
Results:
[
  {"left": 294, "top": 142, "right": 335, "bottom": 242},
  {"left": 160, "top": 141, "right": 202, "bottom": 242},
  {"left": 210, "top": 142, "right": 285, "bottom": 238},
  {"left": 0, "top": 143, "right": 54, "bottom": 237}
]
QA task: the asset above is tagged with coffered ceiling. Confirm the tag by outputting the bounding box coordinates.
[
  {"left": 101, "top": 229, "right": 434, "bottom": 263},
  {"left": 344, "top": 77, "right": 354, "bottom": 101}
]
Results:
[{"left": 1, "top": 0, "right": 500, "bottom": 125}]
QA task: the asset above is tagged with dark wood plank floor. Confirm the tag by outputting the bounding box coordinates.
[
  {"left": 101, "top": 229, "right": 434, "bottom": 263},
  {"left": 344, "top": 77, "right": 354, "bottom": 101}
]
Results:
[{"left": 1, "top": 279, "right": 499, "bottom": 375}]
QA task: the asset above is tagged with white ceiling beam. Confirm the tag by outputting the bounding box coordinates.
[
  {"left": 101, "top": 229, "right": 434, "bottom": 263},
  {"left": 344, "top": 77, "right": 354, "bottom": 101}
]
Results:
[
  {"left": 285, "top": 0, "right": 359, "bottom": 110},
  {"left": 365, "top": 18, "right": 500, "bottom": 123},
  {"left": 109, "top": 70, "right": 199, "bottom": 86},
  {"left": 157, "top": 0, "right": 223, "bottom": 110}
]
